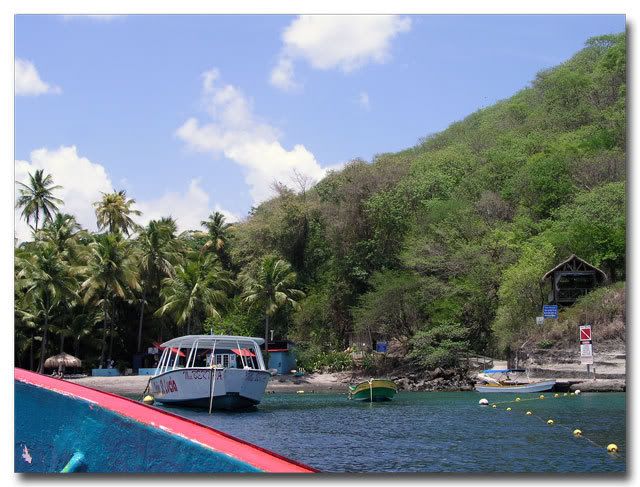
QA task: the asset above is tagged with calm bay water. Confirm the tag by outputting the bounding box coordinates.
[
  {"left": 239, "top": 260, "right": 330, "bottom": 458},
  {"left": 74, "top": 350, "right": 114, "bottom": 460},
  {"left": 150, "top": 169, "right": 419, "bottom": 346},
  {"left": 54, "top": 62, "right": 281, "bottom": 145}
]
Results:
[{"left": 151, "top": 391, "right": 626, "bottom": 473}]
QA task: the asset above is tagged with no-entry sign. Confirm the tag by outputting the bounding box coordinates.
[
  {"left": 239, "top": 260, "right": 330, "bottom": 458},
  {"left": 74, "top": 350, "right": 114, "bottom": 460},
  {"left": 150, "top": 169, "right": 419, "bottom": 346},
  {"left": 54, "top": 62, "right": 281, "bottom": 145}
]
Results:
[
  {"left": 579, "top": 324, "right": 593, "bottom": 365},
  {"left": 580, "top": 325, "right": 592, "bottom": 341}
]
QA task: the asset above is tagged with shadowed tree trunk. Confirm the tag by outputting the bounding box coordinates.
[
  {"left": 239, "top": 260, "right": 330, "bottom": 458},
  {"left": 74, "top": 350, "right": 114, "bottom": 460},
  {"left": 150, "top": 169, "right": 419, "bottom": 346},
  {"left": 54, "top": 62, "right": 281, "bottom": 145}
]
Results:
[
  {"left": 264, "top": 314, "right": 270, "bottom": 364},
  {"left": 108, "top": 301, "right": 116, "bottom": 363},
  {"left": 137, "top": 293, "right": 145, "bottom": 353},
  {"left": 99, "top": 297, "right": 108, "bottom": 368},
  {"left": 37, "top": 311, "right": 49, "bottom": 373},
  {"left": 29, "top": 332, "right": 34, "bottom": 371}
]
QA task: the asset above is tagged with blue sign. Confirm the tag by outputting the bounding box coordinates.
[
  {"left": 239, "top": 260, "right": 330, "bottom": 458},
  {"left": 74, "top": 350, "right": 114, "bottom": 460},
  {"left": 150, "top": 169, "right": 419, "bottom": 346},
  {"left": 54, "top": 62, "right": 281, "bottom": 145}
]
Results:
[
  {"left": 376, "top": 342, "right": 388, "bottom": 353},
  {"left": 543, "top": 305, "right": 559, "bottom": 319}
]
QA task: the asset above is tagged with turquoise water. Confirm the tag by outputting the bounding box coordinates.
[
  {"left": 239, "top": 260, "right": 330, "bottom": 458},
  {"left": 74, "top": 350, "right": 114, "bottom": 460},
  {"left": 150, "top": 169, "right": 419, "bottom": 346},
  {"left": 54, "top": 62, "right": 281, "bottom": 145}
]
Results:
[{"left": 153, "top": 391, "right": 626, "bottom": 473}]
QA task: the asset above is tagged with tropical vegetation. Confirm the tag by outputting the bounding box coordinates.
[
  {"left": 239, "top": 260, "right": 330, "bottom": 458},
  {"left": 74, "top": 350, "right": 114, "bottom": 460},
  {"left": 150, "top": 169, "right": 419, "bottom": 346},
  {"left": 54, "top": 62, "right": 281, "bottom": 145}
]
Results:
[{"left": 14, "top": 33, "right": 626, "bottom": 373}]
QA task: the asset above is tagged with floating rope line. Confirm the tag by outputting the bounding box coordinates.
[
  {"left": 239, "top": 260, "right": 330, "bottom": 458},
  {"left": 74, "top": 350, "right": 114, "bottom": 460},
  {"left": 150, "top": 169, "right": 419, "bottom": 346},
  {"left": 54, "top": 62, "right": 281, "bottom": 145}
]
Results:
[
  {"left": 489, "top": 392, "right": 572, "bottom": 407},
  {"left": 484, "top": 393, "right": 623, "bottom": 459}
]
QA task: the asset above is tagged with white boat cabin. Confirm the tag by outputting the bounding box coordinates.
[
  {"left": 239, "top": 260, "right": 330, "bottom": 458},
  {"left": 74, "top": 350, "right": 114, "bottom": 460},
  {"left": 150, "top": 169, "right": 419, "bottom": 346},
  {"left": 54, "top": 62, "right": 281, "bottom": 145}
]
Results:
[{"left": 154, "top": 335, "right": 266, "bottom": 375}]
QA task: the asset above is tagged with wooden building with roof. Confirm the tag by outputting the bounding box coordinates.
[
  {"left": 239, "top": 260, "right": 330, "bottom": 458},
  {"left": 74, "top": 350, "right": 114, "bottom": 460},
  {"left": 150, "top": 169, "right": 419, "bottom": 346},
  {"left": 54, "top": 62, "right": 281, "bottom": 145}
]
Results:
[{"left": 541, "top": 254, "right": 607, "bottom": 307}]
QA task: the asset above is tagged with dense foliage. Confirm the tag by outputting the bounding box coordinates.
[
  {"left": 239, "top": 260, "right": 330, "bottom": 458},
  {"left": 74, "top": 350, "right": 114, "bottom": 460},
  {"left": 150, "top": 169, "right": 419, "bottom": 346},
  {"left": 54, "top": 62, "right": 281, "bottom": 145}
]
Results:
[{"left": 14, "top": 33, "right": 626, "bottom": 372}]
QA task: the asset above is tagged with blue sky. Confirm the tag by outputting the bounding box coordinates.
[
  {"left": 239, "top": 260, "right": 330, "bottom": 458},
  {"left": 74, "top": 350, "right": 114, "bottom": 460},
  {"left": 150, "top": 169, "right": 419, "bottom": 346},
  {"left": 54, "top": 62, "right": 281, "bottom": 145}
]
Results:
[{"left": 14, "top": 14, "right": 625, "bottom": 238}]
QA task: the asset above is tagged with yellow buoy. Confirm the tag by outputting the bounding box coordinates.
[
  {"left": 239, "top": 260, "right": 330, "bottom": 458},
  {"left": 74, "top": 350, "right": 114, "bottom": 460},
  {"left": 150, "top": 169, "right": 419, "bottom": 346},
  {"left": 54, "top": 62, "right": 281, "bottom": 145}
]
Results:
[
  {"left": 607, "top": 444, "right": 618, "bottom": 453},
  {"left": 539, "top": 395, "right": 545, "bottom": 399},
  {"left": 142, "top": 395, "right": 155, "bottom": 405},
  {"left": 563, "top": 393, "right": 568, "bottom": 396},
  {"left": 547, "top": 419, "right": 554, "bottom": 425},
  {"left": 570, "top": 392, "right": 575, "bottom": 396},
  {"left": 526, "top": 411, "right": 533, "bottom": 416},
  {"left": 296, "top": 390, "right": 305, "bottom": 394},
  {"left": 515, "top": 397, "right": 521, "bottom": 402},
  {"left": 573, "top": 429, "right": 582, "bottom": 437},
  {"left": 506, "top": 407, "right": 512, "bottom": 411},
  {"left": 492, "top": 404, "right": 497, "bottom": 408},
  {"left": 554, "top": 393, "right": 559, "bottom": 398}
]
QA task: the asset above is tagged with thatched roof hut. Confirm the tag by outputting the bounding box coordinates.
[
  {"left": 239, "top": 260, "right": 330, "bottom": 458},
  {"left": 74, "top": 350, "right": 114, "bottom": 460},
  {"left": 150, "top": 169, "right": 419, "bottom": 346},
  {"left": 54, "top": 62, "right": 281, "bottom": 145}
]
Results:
[{"left": 44, "top": 353, "right": 82, "bottom": 369}]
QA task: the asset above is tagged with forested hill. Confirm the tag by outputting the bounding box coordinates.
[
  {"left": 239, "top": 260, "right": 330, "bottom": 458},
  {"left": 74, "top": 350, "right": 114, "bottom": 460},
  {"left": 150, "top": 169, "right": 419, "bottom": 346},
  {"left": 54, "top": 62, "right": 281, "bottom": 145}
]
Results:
[{"left": 228, "top": 33, "right": 626, "bottom": 363}]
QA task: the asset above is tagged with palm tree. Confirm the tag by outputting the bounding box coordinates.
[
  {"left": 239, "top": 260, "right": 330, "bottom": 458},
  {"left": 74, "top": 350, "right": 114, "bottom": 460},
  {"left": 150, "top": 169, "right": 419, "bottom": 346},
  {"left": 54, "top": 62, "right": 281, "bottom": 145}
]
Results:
[
  {"left": 94, "top": 190, "right": 142, "bottom": 236},
  {"left": 156, "top": 254, "right": 232, "bottom": 335},
  {"left": 66, "top": 306, "right": 100, "bottom": 359},
  {"left": 14, "top": 294, "right": 40, "bottom": 370},
  {"left": 37, "top": 213, "right": 86, "bottom": 262},
  {"left": 134, "top": 218, "right": 181, "bottom": 352},
  {"left": 241, "top": 256, "right": 305, "bottom": 357},
  {"left": 201, "top": 211, "right": 230, "bottom": 255},
  {"left": 16, "top": 169, "right": 64, "bottom": 233},
  {"left": 81, "top": 233, "right": 140, "bottom": 368},
  {"left": 16, "top": 243, "right": 78, "bottom": 373}
]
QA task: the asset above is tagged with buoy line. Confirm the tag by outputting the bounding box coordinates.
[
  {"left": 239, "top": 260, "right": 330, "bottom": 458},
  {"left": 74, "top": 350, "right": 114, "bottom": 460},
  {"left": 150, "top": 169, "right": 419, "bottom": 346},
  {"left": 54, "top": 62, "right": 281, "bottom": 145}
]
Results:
[
  {"left": 523, "top": 409, "right": 621, "bottom": 458},
  {"left": 480, "top": 393, "right": 622, "bottom": 458},
  {"left": 489, "top": 392, "right": 574, "bottom": 407}
]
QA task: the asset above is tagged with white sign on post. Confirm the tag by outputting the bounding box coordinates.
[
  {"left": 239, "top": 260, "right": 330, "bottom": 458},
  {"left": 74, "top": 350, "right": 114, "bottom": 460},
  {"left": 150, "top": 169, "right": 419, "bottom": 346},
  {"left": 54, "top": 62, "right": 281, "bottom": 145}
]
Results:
[
  {"left": 579, "top": 324, "right": 594, "bottom": 366},
  {"left": 536, "top": 316, "right": 544, "bottom": 325}
]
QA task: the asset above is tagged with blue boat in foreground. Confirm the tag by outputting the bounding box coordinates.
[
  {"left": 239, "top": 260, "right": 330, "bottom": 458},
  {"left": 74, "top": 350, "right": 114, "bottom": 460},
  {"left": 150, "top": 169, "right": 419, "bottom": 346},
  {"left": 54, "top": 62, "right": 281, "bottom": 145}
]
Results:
[{"left": 14, "top": 368, "right": 316, "bottom": 473}]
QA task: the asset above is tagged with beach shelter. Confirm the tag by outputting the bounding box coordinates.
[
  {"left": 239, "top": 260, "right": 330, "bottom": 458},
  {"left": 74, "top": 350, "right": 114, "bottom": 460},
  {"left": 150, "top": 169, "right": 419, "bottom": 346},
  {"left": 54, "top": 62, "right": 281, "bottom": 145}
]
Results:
[{"left": 44, "top": 353, "right": 82, "bottom": 373}]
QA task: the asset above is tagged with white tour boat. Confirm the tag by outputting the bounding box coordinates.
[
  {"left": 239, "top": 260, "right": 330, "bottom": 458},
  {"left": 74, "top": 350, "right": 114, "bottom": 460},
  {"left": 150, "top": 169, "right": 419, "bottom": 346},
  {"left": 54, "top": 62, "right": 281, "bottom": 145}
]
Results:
[{"left": 149, "top": 335, "right": 271, "bottom": 410}]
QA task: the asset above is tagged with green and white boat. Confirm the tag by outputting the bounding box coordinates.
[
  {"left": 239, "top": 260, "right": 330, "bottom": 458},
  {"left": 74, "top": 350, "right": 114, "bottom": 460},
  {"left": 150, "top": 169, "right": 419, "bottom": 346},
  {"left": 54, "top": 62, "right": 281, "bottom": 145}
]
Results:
[{"left": 348, "top": 379, "right": 397, "bottom": 402}]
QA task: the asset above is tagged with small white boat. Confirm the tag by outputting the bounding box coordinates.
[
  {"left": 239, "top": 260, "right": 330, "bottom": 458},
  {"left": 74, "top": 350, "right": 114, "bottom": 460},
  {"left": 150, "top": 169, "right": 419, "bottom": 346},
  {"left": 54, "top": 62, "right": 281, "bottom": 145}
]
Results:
[
  {"left": 474, "top": 369, "right": 556, "bottom": 393},
  {"left": 149, "top": 335, "right": 271, "bottom": 410}
]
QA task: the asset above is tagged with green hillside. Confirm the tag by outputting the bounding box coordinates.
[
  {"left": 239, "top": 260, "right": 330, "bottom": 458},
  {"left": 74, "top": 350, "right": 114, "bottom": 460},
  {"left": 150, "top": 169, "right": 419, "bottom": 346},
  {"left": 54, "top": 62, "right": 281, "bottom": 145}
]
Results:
[
  {"left": 14, "top": 33, "right": 626, "bottom": 372},
  {"left": 228, "top": 32, "right": 626, "bottom": 363}
]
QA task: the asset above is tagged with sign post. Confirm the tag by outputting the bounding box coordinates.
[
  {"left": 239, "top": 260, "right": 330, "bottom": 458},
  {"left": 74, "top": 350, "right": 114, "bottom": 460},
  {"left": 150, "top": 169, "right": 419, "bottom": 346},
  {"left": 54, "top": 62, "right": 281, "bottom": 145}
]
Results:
[
  {"left": 579, "top": 324, "right": 594, "bottom": 378},
  {"left": 536, "top": 316, "right": 544, "bottom": 325}
]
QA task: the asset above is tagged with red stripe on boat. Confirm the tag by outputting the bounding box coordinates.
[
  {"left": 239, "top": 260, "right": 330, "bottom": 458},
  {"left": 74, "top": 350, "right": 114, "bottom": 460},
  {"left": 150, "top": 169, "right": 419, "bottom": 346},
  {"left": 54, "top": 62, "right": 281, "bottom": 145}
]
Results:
[{"left": 14, "top": 368, "right": 316, "bottom": 473}]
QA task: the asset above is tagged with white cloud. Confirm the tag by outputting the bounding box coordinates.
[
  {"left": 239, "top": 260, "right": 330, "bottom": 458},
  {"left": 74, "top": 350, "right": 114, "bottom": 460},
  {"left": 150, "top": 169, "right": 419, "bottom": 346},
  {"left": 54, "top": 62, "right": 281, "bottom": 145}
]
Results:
[
  {"left": 269, "top": 57, "right": 298, "bottom": 92},
  {"left": 270, "top": 15, "right": 411, "bottom": 90},
  {"left": 15, "top": 59, "right": 61, "bottom": 96},
  {"left": 358, "top": 91, "right": 371, "bottom": 110},
  {"left": 15, "top": 146, "right": 113, "bottom": 241},
  {"left": 177, "top": 70, "right": 339, "bottom": 204},
  {"left": 135, "top": 179, "right": 239, "bottom": 233}
]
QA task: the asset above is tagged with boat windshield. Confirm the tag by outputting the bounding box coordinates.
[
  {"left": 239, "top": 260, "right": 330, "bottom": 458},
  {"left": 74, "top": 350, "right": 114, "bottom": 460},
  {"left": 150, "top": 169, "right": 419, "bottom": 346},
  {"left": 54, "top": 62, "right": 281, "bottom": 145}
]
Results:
[{"left": 155, "top": 335, "right": 265, "bottom": 374}]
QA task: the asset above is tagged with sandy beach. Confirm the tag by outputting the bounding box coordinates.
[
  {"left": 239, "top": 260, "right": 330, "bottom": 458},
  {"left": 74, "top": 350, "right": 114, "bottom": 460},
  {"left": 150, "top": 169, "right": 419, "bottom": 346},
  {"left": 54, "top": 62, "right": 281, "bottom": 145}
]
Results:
[{"left": 67, "top": 371, "right": 361, "bottom": 398}]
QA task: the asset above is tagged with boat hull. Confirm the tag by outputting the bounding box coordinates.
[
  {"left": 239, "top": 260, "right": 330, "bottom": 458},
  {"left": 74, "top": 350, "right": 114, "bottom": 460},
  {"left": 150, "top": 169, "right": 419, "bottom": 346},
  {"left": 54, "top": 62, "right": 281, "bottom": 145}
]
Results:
[
  {"left": 474, "top": 380, "right": 556, "bottom": 393},
  {"left": 14, "top": 368, "right": 316, "bottom": 473},
  {"left": 149, "top": 367, "right": 270, "bottom": 410},
  {"left": 349, "top": 379, "right": 397, "bottom": 401}
]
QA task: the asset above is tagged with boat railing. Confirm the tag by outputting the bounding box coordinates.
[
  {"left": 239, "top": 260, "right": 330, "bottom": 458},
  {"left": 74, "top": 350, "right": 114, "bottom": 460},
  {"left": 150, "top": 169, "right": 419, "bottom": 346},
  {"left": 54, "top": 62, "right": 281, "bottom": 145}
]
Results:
[{"left": 153, "top": 337, "right": 267, "bottom": 376}]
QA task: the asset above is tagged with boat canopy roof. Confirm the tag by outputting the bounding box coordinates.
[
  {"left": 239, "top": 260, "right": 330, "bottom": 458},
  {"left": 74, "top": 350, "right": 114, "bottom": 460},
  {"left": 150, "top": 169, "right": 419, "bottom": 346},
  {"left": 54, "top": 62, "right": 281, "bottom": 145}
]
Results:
[
  {"left": 482, "top": 369, "right": 526, "bottom": 374},
  {"left": 160, "top": 335, "right": 265, "bottom": 349}
]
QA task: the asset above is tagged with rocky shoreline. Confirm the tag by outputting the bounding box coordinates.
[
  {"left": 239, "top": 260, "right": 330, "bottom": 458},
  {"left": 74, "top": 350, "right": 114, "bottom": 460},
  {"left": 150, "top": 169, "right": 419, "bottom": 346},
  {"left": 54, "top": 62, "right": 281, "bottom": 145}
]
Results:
[{"left": 67, "top": 368, "right": 625, "bottom": 398}]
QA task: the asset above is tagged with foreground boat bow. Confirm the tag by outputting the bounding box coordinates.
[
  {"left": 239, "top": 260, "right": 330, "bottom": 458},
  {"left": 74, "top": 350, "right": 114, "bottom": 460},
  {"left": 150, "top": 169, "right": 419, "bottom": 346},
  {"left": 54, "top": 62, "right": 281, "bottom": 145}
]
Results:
[{"left": 14, "top": 368, "right": 316, "bottom": 473}]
